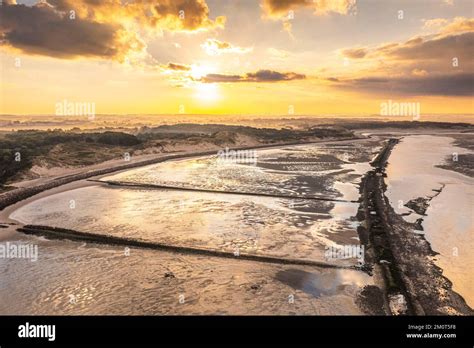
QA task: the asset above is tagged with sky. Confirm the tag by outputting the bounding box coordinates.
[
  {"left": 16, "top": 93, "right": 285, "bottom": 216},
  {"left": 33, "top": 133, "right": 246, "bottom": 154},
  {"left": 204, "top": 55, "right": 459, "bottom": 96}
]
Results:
[{"left": 0, "top": 0, "right": 473, "bottom": 116}]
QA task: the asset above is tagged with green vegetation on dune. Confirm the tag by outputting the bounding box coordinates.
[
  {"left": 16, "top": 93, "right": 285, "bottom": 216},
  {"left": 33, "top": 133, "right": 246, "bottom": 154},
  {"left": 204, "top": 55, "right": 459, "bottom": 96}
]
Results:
[
  {"left": 141, "top": 123, "right": 354, "bottom": 142},
  {"left": 0, "top": 125, "right": 354, "bottom": 187},
  {"left": 0, "top": 121, "right": 471, "bottom": 189},
  {"left": 0, "top": 130, "right": 143, "bottom": 186}
]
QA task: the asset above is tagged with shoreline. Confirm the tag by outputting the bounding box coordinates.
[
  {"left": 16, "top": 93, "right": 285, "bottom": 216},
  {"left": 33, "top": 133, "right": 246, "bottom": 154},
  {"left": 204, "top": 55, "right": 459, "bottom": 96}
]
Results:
[{"left": 359, "top": 138, "right": 473, "bottom": 315}]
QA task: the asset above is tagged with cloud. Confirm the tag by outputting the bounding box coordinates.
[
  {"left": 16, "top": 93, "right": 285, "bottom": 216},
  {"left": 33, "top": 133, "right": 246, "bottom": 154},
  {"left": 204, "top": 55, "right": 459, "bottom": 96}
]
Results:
[
  {"left": 0, "top": 2, "right": 142, "bottom": 60},
  {"left": 201, "top": 73, "right": 243, "bottom": 83},
  {"left": 339, "top": 20, "right": 474, "bottom": 66},
  {"left": 261, "top": 0, "right": 356, "bottom": 17},
  {"left": 341, "top": 17, "right": 474, "bottom": 61},
  {"left": 335, "top": 73, "right": 474, "bottom": 96},
  {"left": 144, "top": 0, "right": 226, "bottom": 32},
  {"left": 423, "top": 18, "right": 449, "bottom": 29},
  {"left": 201, "top": 69, "right": 306, "bottom": 83},
  {"left": 0, "top": 0, "right": 225, "bottom": 60},
  {"left": 261, "top": 0, "right": 355, "bottom": 34},
  {"left": 333, "top": 17, "right": 474, "bottom": 97},
  {"left": 411, "top": 69, "right": 428, "bottom": 77},
  {"left": 384, "top": 32, "right": 474, "bottom": 62},
  {"left": 438, "top": 17, "right": 474, "bottom": 34},
  {"left": 165, "top": 62, "right": 191, "bottom": 71},
  {"left": 340, "top": 47, "right": 368, "bottom": 59},
  {"left": 45, "top": 0, "right": 225, "bottom": 32},
  {"left": 201, "top": 39, "right": 252, "bottom": 56}
]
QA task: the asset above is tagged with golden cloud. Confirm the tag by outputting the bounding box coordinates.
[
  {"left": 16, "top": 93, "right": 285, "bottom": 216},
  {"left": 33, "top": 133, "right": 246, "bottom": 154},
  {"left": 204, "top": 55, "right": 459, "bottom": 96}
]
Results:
[
  {"left": 201, "top": 39, "right": 252, "bottom": 56},
  {"left": 334, "top": 17, "right": 474, "bottom": 96},
  {"left": 0, "top": 0, "right": 225, "bottom": 60},
  {"left": 423, "top": 18, "right": 449, "bottom": 29},
  {"left": 340, "top": 47, "right": 368, "bottom": 59},
  {"left": 261, "top": 0, "right": 356, "bottom": 18},
  {"left": 46, "top": 0, "right": 225, "bottom": 32},
  {"left": 261, "top": 0, "right": 355, "bottom": 34},
  {"left": 439, "top": 17, "right": 474, "bottom": 34},
  {"left": 165, "top": 62, "right": 192, "bottom": 71}
]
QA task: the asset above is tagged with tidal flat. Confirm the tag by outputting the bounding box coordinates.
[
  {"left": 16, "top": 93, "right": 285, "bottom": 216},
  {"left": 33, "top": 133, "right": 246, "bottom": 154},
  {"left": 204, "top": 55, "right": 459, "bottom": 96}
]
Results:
[{"left": 0, "top": 127, "right": 472, "bottom": 315}]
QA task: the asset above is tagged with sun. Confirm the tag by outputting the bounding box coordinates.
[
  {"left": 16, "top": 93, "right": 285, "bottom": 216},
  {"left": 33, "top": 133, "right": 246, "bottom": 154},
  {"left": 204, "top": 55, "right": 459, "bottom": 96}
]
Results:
[
  {"left": 194, "top": 83, "right": 219, "bottom": 102},
  {"left": 188, "top": 63, "right": 220, "bottom": 102},
  {"left": 190, "top": 64, "right": 213, "bottom": 80}
]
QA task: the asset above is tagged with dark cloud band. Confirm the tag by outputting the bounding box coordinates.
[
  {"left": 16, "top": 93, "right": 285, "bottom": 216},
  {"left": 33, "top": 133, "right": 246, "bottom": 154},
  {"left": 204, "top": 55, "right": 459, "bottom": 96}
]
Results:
[
  {"left": 334, "top": 73, "right": 474, "bottom": 96},
  {"left": 202, "top": 69, "right": 306, "bottom": 83}
]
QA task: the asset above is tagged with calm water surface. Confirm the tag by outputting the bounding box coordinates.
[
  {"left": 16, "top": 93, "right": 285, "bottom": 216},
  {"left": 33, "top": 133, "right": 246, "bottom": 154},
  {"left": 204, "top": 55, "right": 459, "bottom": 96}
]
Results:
[
  {"left": 386, "top": 135, "right": 473, "bottom": 307},
  {"left": 2, "top": 140, "right": 383, "bottom": 314}
]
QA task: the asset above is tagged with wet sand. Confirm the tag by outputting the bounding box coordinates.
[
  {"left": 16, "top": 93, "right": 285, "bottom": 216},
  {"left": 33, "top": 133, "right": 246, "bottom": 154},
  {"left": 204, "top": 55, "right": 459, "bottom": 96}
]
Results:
[
  {"left": 0, "top": 137, "right": 382, "bottom": 315},
  {"left": 1, "top": 131, "right": 472, "bottom": 315},
  {"left": 0, "top": 239, "right": 370, "bottom": 315}
]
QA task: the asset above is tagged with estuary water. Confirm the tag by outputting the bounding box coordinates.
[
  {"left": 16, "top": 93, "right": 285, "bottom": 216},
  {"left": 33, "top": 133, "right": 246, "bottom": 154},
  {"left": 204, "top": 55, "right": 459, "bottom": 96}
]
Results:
[
  {"left": 2, "top": 139, "right": 383, "bottom": 314},
  {"left": 385, "top": 135, "right": 473, "bottom": 308}
]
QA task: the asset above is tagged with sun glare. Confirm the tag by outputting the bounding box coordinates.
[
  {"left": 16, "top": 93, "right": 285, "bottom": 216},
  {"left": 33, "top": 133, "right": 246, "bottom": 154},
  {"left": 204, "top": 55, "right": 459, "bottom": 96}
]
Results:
[
  {"left": 189, "top": 63, "right": 220, "bottom": 101},
  {"left": 190, "top": 64, "right": 213, "bottom": 80},
  {"left": 194, "top": 83, "right": 219, "bottom": 102}
]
